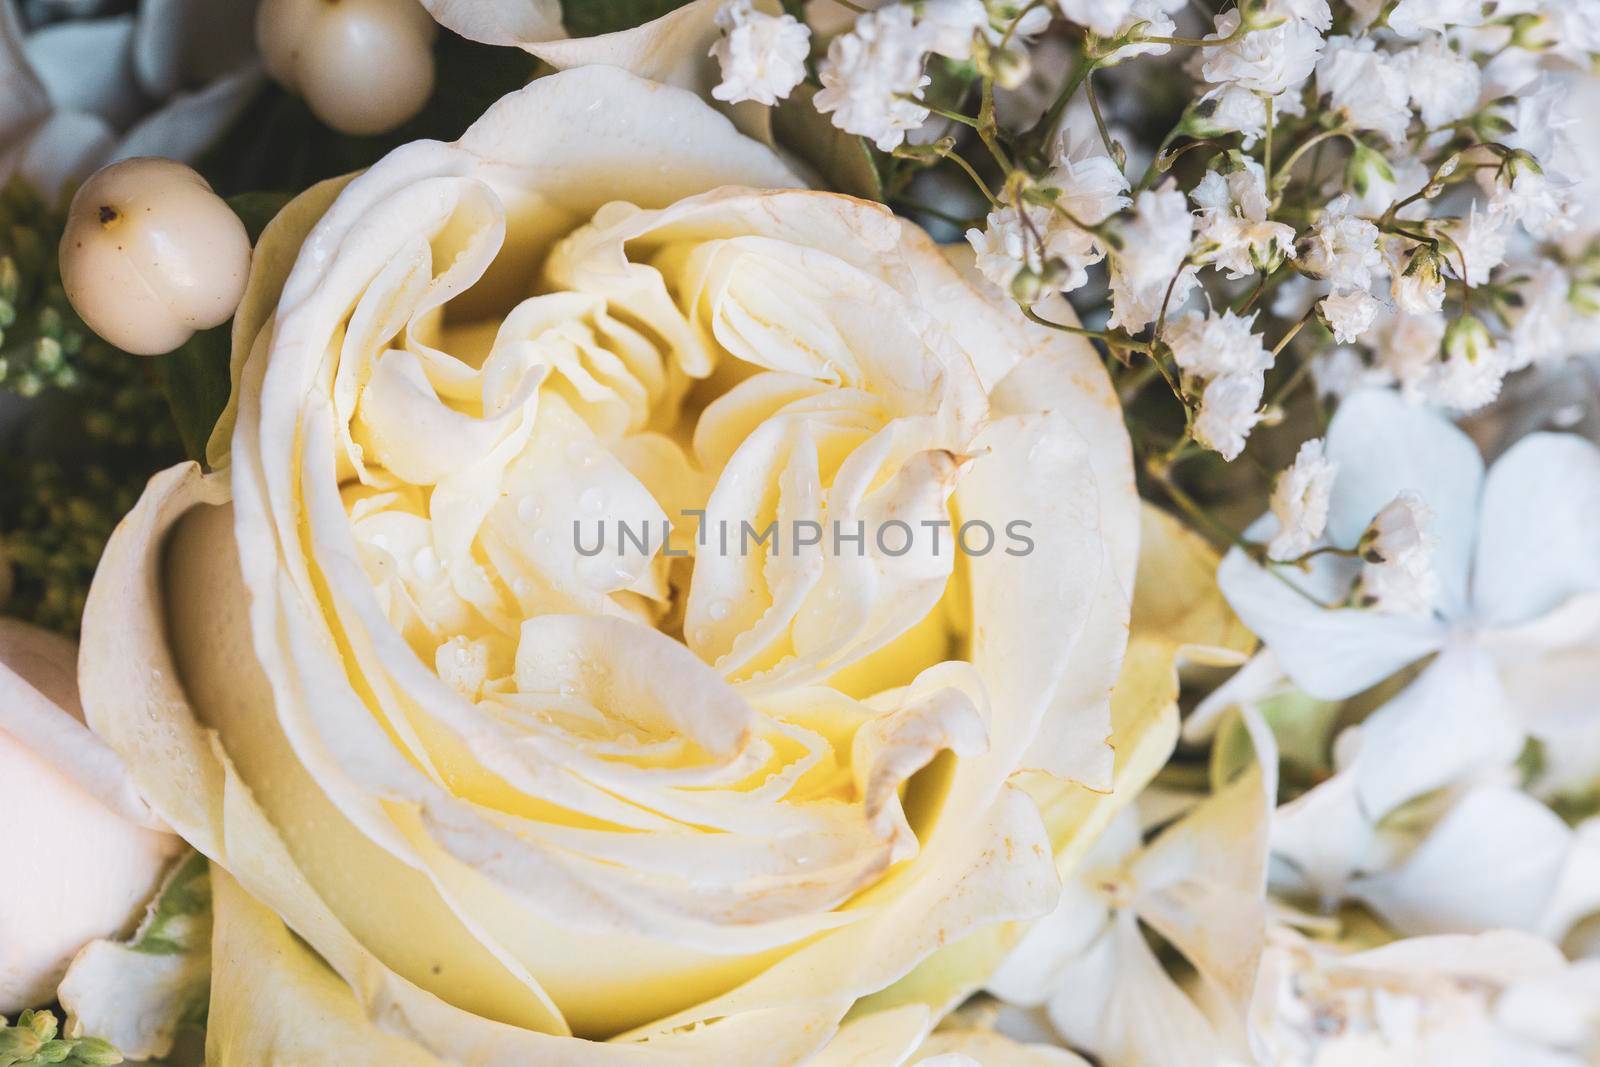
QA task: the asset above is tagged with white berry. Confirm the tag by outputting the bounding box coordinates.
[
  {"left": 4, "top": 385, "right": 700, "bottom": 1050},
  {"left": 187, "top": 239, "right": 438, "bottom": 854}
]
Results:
[
  {"left": 60, "top": 158, "right": 252, "bottom": 357},
  {"left": 257, "top": 0, "right": 437, "bottom": 136}
]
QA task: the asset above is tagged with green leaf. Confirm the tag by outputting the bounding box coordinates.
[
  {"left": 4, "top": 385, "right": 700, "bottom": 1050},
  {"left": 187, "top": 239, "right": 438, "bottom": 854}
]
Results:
[
  {"left": 772, "top": 85, "right": 886, "bottom": 201},
  {"left": 150, "top": 192, "right": 290, "bottom": 465},
  {"left": 152, "top": 324, "right": 231, "bottom": 465},
  {"left": 226, "top": 191, "right": 294, "bottom": 244},
  {"left": 560, "top": 0, "right": 692, "bottom": 37}
]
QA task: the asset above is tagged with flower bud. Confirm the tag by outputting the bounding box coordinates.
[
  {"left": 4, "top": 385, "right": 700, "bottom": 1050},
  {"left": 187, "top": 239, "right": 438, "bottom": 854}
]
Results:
[
  {"left": 60, "top": 159, "right": 251, "bottom": 357},
  {"left": 987, "top": 45, "right": 1031, "bottom": 91},
  {"left": 1344, "top": 140, "right": 1395, "bottom": 200},
  {"left": 257, "top": 0, "right": 437, "bottom": 136},
  {"left": 1392, "top": 245, "right": 1446, "bottom": 314},
  {"left": 1444, "top": 313, "right": 1494, "bottom": 365},
  {"left": 1009, "top": 264, "right": 1045, "bottom": 304}
]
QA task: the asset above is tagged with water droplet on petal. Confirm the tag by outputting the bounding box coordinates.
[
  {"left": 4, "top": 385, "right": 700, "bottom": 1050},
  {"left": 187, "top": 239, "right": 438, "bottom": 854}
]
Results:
[
  {"left": 579, "top": 486, "right": 607, "bottom": 515},
  {"left": 517, "top": 495, "right": 543, "bottom": 523},
  {"left": 708, "top": 598, "right": 732, "bottom": 622}
]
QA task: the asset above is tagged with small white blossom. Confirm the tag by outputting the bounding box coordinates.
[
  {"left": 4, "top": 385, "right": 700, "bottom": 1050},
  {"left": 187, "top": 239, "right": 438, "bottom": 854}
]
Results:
[
  {"left": 1391, "top": 246, "right": 1447, "bottom": 314},
  {"left": 1200, "top": 7, "right": 1325, "bottom": 99},
  {"left": 1317, "top": 36, "right": 1413, "bottom": 144},
  {"left": 1509, "top": 262, "right": 1580, "bottom": 368},
  {"left": 1358, "top": 490, "right": 1438, "bottom": 615},
  {"left": 1502, "top": 79, "right": 1578, "bottom": 174},
  {"left": 1107, "top": 184, "right": 1199, "bottom": 332},
  {"left": 1372, "top": 310, "right": 1447, "bottom": 401},
  {"left": 1387, "top": 0, "right": 1486, "bottom": 38},
  {"left": 1320, "top": 289, "right": 1379, "bottom": 344},
  {"left": 1192, "top": 161, "right": 1296, "bottom": 278},
  {"left": 1445, "top": 204, "right": 1507, "bottom": 287},
  {"left": 1053, "top": 0, "right": 1185, "bottom": 45},
  {"left": 1351, "top": 151, "right": 1430, "bottom": 219},
  {"left": 710, "top": 0, "right": 811, "bottom": 106},
  {"left": 1401, "top": 35, "right": 1481, "bottom": 128},
  {"left": 1166, "top": 308, "right": 1274, "bottom": 379},
  {"left": 815, "top": 6, "right": 930, "bottom": 151},
  {"left": 967, "top": 135, "right": 1127, "bottom": 303},
  {"left": 1301, "top": 197, "right": 1383, "bottom": 291},
  {"left": 1427, "top": 345, "right": 1510, "bottom": 412},
  {"left": 1196, "top": 83, "right": 1273, "bottom": 145},
  {"left": 1487, "top": 165, "right": 1578, "bottom": 241},
  {"left": 1268, "top": 438, "right": 1338, "bottom": 560},
  {"left": 1194, "top": 372, "right": 1265, "bottom": 461},
  {"left": 966, "top": 203, "right": 1101, "bottom": 300},
  {"left": 918, "top": 0, "right": 988, "bottom": 61},
  {"left": 1425, "top": 316, "right": 1510, "bottom": 412},
  {"left": 1047, "top": 132, "right": 1133, "bottom": 224},
  {"left": 1533, "top": 0, "right": 1600, "bottom": 66}
]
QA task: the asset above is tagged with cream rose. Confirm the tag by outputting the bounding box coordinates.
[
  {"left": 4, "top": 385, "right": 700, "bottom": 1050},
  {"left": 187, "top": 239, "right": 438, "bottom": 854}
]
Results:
[
  {"left": 0, "top": 619, "right": 181, "bottom": 1012},
  {"left": 81, "top": 67, "right": 1140, "bottom": 1062}
]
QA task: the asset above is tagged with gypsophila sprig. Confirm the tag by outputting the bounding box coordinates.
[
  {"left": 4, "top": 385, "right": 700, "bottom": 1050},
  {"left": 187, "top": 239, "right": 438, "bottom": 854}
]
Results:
[{"left": 785, "top": 0, "right": 1600, "bottom": 462}]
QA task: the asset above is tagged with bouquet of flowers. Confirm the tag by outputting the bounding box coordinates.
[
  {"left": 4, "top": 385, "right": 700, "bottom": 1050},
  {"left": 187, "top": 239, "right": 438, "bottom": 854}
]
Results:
[{"left": 2, "top": 1, "right": 1597, "bottom": 1064}]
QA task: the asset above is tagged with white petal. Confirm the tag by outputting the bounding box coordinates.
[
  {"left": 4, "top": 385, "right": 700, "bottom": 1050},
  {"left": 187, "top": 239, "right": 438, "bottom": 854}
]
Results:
[
  {"left": 0, "top": 620, "right": 181, "bottom": 1012},
  {"left": 1218, "top": 542, "right": 1447, "bottom": 700},
  {"left": 418, "top": 0, "right": 564, "bottom": 45},
  {"left": 1046, "top": 911, "right": 1222, "bottom": 1067},
  {"left": 1471, "top": 433, "right": 1600, "bottom": 627},
  {"left": 1271, "top": 766, "right": 1378, "bottom": 908},
  {"left": 1353, "top": 784, "right": 1573, "bottom": 936},
  {"left": 1351, "top": 646, "right": 1525, "bottom": 816}
]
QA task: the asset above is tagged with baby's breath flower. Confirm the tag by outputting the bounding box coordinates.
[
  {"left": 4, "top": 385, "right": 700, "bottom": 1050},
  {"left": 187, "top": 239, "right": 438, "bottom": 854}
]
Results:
[
  {"left": 1299, "top": 196, "right": 1383, "bottom": 291},
  {"left": 1400, "top": 34, "right": 1481, "bottom": 128},
  {"left": 1386, "top": 0, "right": 1486, "bottom": 38},
  {"left": 967, "top": 203, "right": 1101, "bottom": 301},
  {"left": 1200, "top": 4, "right": 1325, "bottom": 99},
  {"left": 1191, "top": 160, "right": 1296, "bottom": 278},
  {"left": 1194, "top": 371, "right": 1266, "bottom": 461},
  {"left": 1372, "top": 309, "right": 1448, "bottom": 401},
  {"left": 815, "top": 5, "right": 931, "bottom": 151},
  {"left": 1317, "top": 36, "right": 1412, "bottom": 144},
  {"left": 1319, "top": 288, "right": 1379, "bottom": 344},
  {"left": 1107, "top": 184, "right": 1199, "bottom": 332},
  {"left": 1053, "top": 0, "right": 1185, "bottom": 47},
  {"left": 710, "top": 0, "right": 811, "bottom": 106},
  {"left": 1391, "top": 244, "right": 1448, "bottom": 314},
  {"left": 917, "top": 0, "right": 989, "bottom": 61},
  {"left": 1268, "top": 437, "right": 1337, "bottom": 560},
  {"left": 1430, "top": 315, "right": 1510, "bottom": 411},
  {"left": 1166, "top": 308, "right": 1273, "bottom": 378},
  {"left": 1357, "top": 490, "right": 1438, "bottom": 615},
  {"left": 1444, "top": 203, "right": 1507, "bottom": 287}
]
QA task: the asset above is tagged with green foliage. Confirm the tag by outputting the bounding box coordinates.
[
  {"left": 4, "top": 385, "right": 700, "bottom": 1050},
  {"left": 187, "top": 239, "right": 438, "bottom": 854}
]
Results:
[
  {"left": 0, "top": 182, "right": 182, "bottom": 635},
  {"left": 152, "top": 324, "right": 231, "bottom": 466},
  {"left": 561, "top": 0, "right": 692, "bottom": 37},
  {"left": 149, "top": 191, "right": 292, "bottom": 462},
  {"left": 0, "top": 1011, "right": 121, "bottom": 1067},
  {"left": 0, "top": 179, "right": 93, "bottom": 399},
  {"left": 129, "top": 853, "right": 213, "bottom": 959}
]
